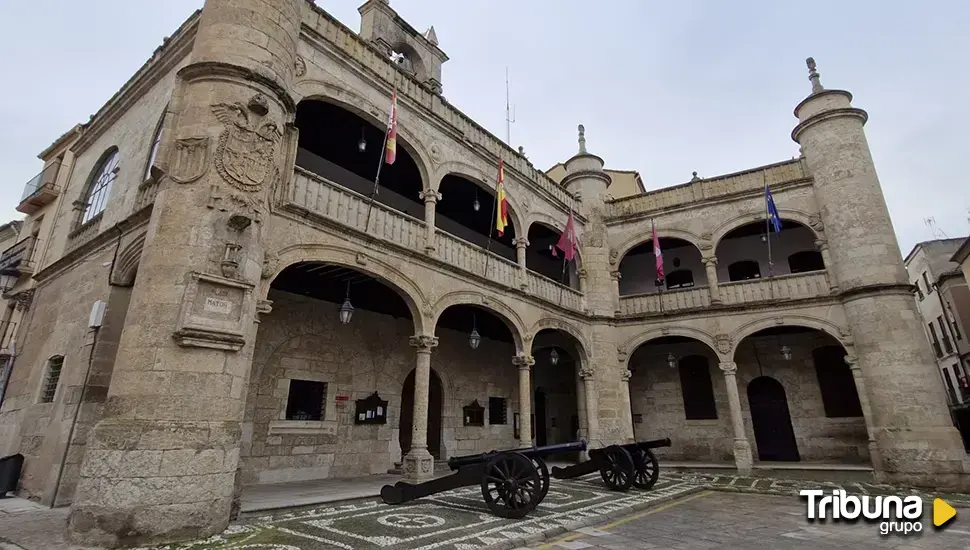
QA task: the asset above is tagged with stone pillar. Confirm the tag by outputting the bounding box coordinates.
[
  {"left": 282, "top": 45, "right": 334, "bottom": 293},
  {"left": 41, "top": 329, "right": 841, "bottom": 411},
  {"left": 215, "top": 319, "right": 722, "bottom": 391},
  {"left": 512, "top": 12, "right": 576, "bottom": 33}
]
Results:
[
  {"left": 575, "top": 369, "right": 588, "bottom": 440},
  {"left": 793, "top": 58, "right": 968, "bottom": 490},
  {"left": 619, "top": 368, "right": 635, "bottom": 442},
  {"left": 580, "top": 366, "right": 599, "bottom": 446},
  {"left": 702, "top": 256, "right": 721, "bottom": 304},
  {"left": 420, "top": 189, "right": 441, "bottom": 254},
  {"left": 68, "top": 0, "right": 303, "bottom": 546},
  {"left": 814, "top": 238, "right": 839, "bottom": 290},
  {"left": 610, "top": 270, "right": 621, "bottom": 314},
  {"left": 513, "top": 237, "right": 529, "bottom": 289},
  {"left": 404, "top": 335, "right": 438, "bottom": 481},
  {"left": 514, "top": 354, "right": 534, "bottom": 445},
  {"left": 844, "top": 353, "right": 884, "bottom": 478},
  {"left": 719, "top": 361, "right": 753, "bottom": 475}
]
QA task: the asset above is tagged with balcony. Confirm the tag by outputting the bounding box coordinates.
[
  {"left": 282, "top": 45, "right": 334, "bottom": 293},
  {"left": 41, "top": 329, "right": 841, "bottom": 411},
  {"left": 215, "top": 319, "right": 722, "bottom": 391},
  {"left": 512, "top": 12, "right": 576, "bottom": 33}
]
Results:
[
  {"left": 618, "top": 271, "right": 831, "bottom": 316},
  {"left": 287, "top": 168, "right": 584, "bottom": 312},
  {"left": 17, "top": 162, "right": 61, "bottom": 215},
  {"left": 0, "top": 236, "right": 39, "bottom": 282},
  {"left": 0, "top": 321, "right": 15, "bottom": 355}
]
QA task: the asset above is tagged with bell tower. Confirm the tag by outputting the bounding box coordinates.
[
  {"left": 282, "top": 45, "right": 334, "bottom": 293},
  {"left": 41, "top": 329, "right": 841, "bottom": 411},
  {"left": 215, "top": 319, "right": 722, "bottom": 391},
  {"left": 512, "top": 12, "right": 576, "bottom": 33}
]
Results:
[
  {"left": 793, "top": 58, "right": 969, "bottom": 490},
  {"left": 358, "top": 0, "right": 449, "bottom": 93}
]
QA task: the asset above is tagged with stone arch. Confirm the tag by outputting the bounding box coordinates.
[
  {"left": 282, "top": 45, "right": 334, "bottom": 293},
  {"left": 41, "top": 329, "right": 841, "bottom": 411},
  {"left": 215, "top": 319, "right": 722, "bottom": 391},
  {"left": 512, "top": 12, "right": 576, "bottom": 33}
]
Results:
[
  {"left": 436, "top": 160, "right": 525, "bottom": 235},
  {"left": 614, "top": 227, "right": 705, "bottom": 266},
  {"left": 525, "top": 213, "right": 584, "bottom": 266},
  {"left": 265, "top": 243, "right": 429, "bottom": 335},
  {"left": 110, "top": 231, "right": 147, "bottom": 286},
  {"left": 528, "top": 317, "right": 591, "bottom": 364},
  {"left": 430, "top": 291, "right": 526, "bottom": 353},
  {"left": 293, "top": 80, "right": 433, "bottom": 190},
  {"left": 620, "top": 326, "right": 719, "bottom": 366},
  {"left": 729, "top": 315, "right": 850, "bottom": 357},
  {"left": 711, "top": 208, "right": 821, "bottom": 252}
]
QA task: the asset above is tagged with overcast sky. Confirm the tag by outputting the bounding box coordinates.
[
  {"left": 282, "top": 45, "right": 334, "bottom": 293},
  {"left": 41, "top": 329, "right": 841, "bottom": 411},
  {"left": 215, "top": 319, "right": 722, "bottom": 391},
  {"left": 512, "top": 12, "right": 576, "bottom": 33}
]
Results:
[{"left": 1, "top": 1, "right": 967, "bottom": 256}]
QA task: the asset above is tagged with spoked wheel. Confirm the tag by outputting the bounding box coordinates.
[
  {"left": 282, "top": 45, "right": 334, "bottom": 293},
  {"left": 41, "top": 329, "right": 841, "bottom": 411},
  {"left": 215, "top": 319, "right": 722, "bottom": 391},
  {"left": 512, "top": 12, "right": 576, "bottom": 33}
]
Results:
[
  {"left": 631, "top": 448, "right": 660, "bottom": 490},
  {"left": 598, "top": 445, "right": 635, "bottom": 491},
  {"left": 481, "top": 452, "right": 542, "bottom": 518},
  {"left": 531, "top": 458, "right": 550, "bottom": 505}
]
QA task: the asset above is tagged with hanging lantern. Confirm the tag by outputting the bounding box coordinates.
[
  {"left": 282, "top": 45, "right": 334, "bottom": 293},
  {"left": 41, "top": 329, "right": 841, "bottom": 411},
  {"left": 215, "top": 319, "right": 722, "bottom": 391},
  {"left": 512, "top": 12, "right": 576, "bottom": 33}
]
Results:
[
  {"left": 781, "top": 345, "right": 792, "bottom": 361},
  {"left": 549, "top": 348, "right": 559, "bottom": 365},
  {"left": 473, "top": 197, "right": 480, "bottom": 212},
  {"left": 666, "top": 352, "right": 677, "bottom": 369},
  {"left": 358, "top": 127, "right": 367, "bottom": 153},
  {"left": 339, "top": 281, "right": 354, "bottom": 324},
  {"left": 468, "top": 328, "right": 481, "bottom": 349}
]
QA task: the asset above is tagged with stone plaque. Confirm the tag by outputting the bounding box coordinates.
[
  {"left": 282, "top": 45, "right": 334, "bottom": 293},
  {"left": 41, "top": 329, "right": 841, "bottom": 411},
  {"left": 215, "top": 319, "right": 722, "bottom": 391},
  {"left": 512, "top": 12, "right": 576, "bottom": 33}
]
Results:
[{"left": 173, "top": 272, "right": 254, "bottom": 351}]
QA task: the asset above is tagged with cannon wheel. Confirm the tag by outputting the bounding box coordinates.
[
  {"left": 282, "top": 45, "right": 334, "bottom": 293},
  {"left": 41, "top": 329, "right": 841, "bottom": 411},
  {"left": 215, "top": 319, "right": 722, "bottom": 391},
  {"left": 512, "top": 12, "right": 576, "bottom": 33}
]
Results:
[
  {"left": 631, "top": 448, "right": 660, "bottom": 490},
  {"left": 531, "top": 458, "right": 550, "bottom": 504},
  {"left": 481, "top": 452, "right": 542, "bottom": 519},
  {"left": 598, "top": 445, "right": 635, "bottom": 491}
]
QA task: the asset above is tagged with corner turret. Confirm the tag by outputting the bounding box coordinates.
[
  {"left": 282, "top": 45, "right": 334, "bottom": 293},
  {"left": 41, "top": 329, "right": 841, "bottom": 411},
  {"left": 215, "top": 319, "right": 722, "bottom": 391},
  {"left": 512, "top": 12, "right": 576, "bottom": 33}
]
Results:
[{"left": 561, "top": 124, "right": 611, "bottom": 202}]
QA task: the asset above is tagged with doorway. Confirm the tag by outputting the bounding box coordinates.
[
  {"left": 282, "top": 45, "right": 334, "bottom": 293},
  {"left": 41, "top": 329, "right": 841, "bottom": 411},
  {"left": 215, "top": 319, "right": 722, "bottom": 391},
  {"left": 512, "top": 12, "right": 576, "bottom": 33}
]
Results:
[
  {"left": 747, "top": 376, "right": 800, "bottom": 461},
  {"left": 534, "top": 389, "right": 548, "bottom": 447},
  {"left": 399, "top": 368, "right": 443, "bottom": 459}
]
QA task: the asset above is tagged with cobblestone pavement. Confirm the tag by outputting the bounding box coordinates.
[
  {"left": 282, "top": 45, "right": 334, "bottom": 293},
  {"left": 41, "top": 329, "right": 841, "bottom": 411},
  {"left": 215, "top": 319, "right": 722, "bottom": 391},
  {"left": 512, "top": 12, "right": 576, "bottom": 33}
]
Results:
[{"left": 535, "top": 491, "right": 970, "bottom": 550}]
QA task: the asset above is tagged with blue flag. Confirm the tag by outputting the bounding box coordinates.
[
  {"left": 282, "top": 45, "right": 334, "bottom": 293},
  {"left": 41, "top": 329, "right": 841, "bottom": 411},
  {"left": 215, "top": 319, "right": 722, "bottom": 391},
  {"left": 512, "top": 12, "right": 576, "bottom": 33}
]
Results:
[{"left": 765, "top": 186, "right": 782, "bottom": 233}]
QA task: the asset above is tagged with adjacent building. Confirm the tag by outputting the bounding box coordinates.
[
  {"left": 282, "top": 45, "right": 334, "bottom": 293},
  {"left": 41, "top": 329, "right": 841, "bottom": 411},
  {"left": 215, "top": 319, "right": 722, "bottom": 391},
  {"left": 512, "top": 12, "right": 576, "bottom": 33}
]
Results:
[{"left": 0, "top": 0, "right": 966, "bottom": 546}]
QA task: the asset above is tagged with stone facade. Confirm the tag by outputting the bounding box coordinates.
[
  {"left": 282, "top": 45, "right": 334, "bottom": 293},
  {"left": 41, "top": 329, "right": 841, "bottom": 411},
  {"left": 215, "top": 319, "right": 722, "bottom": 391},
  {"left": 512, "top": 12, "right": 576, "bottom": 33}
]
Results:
[{"left": 0, "top": 0, "right": 965, "bottom": 546}]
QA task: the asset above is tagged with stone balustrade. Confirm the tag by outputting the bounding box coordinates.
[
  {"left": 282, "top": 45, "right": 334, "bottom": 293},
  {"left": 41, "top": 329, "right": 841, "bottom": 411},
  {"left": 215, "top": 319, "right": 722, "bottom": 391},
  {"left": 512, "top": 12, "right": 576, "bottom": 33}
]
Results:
[
  {"left": 289, "top": 168, "right": 583, "bottom": 311},
  {"left": 618, "top": 270, "right": 831, "bottom": 316}
]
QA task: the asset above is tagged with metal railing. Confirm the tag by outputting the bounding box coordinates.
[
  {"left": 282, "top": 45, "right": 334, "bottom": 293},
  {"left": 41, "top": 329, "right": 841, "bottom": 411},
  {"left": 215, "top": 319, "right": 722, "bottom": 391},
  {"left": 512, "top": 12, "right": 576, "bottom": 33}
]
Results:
[
  {"left": 0, "top": 236, "right": 38, "bottom": 275},
  {"left": 20, "top": 161, "right": 61, "bottom": 203}
]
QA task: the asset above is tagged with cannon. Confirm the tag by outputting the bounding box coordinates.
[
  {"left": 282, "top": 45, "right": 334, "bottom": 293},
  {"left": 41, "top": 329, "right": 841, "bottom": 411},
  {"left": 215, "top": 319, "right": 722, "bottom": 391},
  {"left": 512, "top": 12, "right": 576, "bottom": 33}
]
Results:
[
  {"left": 551, "top": 438, "right": 670, "bottom": 492},
  {"left": 381, "top": 440, "right": 586, "bottom": 519}
]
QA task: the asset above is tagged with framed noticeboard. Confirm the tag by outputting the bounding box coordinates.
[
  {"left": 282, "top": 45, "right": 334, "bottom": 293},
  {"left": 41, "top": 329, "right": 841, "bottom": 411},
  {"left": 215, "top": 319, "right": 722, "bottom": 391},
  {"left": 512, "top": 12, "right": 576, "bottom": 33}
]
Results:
[{"left": 355, "top": 392, "right": 388, "bottom": 425}]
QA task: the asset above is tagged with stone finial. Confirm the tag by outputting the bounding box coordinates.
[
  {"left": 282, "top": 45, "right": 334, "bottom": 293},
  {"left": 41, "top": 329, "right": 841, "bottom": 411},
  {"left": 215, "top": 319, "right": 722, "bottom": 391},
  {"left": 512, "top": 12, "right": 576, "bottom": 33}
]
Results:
[
  {"left": 806, "top": 57, "right": 824, "bottom": 94},
  {"left": 578, "top": 124, "right": 586, "bottom": 154},
  {"left": 690, "top": 171, "right": 700, "bottom": 182}
]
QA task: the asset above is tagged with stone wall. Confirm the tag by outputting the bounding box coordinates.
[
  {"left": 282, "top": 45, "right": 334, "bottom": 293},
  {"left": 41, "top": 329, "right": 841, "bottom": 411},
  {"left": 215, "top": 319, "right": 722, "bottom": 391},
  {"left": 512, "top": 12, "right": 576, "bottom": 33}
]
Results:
[{"left": 241, "top": 289, "right": 523, "bottom": 485}]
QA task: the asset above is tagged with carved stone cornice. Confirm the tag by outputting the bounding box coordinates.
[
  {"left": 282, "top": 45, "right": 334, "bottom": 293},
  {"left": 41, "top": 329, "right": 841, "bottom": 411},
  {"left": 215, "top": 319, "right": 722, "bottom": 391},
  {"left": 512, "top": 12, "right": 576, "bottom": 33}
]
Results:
[
  {"left": 419, "top": 189, "right": 442, "bottom": 204},
  {"left": 13, "top": 289, "right": 35, "bottom": 311},
  {"left": 702, "top": 256, "right": 718, "bottom": 268},
  {"left": 512, "top": 354, "right": 535, "bottom": 369},
  {"left": 843, "top": 354, "right": 859, "bottom": 370},
  {"left": 579, "top": 366, "right": 595, "bottom": 381},
  {"left": 409, "top": 335, "right": 439, "bottom": 352},
  {"left": 610, "top": 270, "right": 622, "bottom": 281},
  {"left": 513, "top": 237, "right": 530, "bottom": 249},
  {"left": 719, "top": 361, "right": 737, "bottom": 375},
  {"left": 620, "top": 369, "right": 632, "bottom": 382}
]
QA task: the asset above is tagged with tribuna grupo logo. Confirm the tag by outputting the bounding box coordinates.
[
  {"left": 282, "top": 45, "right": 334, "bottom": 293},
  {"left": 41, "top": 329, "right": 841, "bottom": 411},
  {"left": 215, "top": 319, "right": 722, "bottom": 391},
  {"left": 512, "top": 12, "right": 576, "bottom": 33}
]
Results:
[{"left": 800, "top": 489, "right": 926, "bottom": 535}]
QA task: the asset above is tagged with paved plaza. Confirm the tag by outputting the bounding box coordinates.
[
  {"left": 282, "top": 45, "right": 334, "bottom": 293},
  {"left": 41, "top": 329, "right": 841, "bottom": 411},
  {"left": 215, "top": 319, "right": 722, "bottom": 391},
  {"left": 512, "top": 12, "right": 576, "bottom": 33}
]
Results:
[{"left": 2, "top": 471, "right": 968, "bottom": 550}]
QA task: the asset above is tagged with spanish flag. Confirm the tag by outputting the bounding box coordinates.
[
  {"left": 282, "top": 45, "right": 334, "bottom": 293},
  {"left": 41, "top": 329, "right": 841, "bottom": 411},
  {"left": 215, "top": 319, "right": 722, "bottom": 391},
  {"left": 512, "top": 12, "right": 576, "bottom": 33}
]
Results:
[
  {"left": 384, "top": 88, "right": 397, "bottom": 165},
  {"left": 495, "top": 160, "right": 509, "bottom": 237}
]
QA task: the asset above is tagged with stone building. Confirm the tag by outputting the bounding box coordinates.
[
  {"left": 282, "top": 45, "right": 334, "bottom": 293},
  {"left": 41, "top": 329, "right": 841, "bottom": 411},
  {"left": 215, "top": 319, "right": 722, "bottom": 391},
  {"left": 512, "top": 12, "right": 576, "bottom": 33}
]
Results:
[
  {"left": 0, "top": 218, "right": 24, "bottom": 397},
  {"left": 904, "top": 238, "right": 970, "bottom": 405},
  {"left": 0, "top": 0, "right": 967, "bottom": 545}
]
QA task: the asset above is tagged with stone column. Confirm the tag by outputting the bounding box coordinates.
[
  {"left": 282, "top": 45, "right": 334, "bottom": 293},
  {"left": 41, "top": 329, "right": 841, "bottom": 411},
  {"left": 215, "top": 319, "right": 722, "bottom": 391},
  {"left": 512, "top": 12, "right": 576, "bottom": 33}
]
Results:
[
  {"left": 619, "top": 368, "right": 635, "bottom": 442},
  {"left": 580, "top": 366, "right": 599, "bottom": 446},
  {"left": 513, "top": 237, "right": 529, "bottom": 289},
  {"left": 844, "top": 353, "right": 884, "bottom": 478},
  {"left": 814, "top": 238, "right": 838, "bottom": 290},
  {"left": 610, "top": 270, "right": 621, "bottom": 314},
  {"left": 719, "top": 361, "right": 753, "bottom": 475},
  {"left": 404, "top": 335, "right": 438, "bottom": 481},
  {"left": 703, "top": 256, "right": 721, "bottom": 304},
  {"left": 420, "top": 189, "right": 441, "bottom": 254},
  {"left": 514, "top": 354, "right": 534, "bottom": 445},
  {"left": 575, "top": 369, "right": 588, "bottom": 440},
  {"left": 68, "top": 0, "right": 303, "bottom": 546}
]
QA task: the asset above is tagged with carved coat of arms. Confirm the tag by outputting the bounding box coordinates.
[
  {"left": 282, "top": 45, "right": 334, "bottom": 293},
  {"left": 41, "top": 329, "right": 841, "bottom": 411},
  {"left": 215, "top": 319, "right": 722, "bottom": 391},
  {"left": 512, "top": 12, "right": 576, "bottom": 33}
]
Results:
[
  {"left": 169, "top": 137, "right": 211, "bottom": 184},
  {"left": 212, "top": 95, "right": 282, "bottom": 193}
]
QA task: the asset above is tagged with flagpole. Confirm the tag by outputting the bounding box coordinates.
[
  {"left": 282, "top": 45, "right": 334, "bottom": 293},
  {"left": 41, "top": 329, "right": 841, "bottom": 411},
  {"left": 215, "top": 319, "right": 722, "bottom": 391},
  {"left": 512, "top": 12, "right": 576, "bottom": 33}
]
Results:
[
  {"left": 483, "top": 164, "right": 499, "bottom": 278},
  {"left": 557, "top": 208, "right": 572, "bottom": 305},
  {"left": 764, "top": 177, "right": 773, "bottom": 279},
  {"left": 364, "top": 90, "right": 395, "bottom": 233}
]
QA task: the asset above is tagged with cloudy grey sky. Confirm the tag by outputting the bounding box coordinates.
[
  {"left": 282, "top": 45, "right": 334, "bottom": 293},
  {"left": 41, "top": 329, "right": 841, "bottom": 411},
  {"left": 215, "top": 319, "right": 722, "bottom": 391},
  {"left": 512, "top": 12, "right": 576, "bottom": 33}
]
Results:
[{"left": 1, "top": 1, "right": 967, "bottom": 256}]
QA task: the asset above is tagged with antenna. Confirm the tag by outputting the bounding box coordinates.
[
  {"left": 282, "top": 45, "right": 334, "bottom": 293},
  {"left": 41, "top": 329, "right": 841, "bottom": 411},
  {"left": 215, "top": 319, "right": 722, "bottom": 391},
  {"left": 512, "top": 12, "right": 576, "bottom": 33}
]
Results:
[
  {"left": 505, "top": 66, "right": 515, "bottom": 145},
  {"left": 924, "top": 217, "right": 949, "bottom": 239}
]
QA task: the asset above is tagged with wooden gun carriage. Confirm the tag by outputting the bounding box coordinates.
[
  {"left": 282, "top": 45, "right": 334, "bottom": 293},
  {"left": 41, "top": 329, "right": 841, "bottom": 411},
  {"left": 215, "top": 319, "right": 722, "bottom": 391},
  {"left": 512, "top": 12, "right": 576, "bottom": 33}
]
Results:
[
  {"left": 380, "top": 440, "right": 586, "bottom": 518},
  {"left": 551, "top": 438, "right": 671, "bottom": 491}
]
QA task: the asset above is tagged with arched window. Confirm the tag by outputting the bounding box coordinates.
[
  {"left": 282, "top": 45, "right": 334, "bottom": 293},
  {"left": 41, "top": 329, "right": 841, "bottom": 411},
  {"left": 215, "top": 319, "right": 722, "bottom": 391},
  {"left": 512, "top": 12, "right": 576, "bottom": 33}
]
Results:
[
  {"left": 81, "top": 149, "right": 120, "bottom": 225},
  {"left": 678, "top": 355, "right": 717, "bottom": 420},
  {"left": 665, "top": 269, "right": 694, "bottom": 289},
  {"left": 788, "top": 250, "right": 825, "bottom": 274},
  {"left": 144, "top": 116, "right": 164, "bottom": 181},
  {"left": 812, "top": 346, "right": 863, "bottom": 418},
  {"left": 40, "top": 355, "right": 64, "bottom": 403},
  {"left": 728, "top": 260, "right": 761, "bottom": 282}
]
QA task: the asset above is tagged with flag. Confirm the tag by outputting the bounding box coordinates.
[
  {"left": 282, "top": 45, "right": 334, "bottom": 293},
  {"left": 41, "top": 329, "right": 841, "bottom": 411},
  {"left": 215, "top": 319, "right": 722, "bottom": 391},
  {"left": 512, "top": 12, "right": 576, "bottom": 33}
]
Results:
[
  {"left": 652, "top": 219, "right": 664, "bottom": 283},
  {"left": 765, "top": 185, "right": 781, "bottom": 233},
  {"left": 495, "top": 160, "right": 509, "bottom": 237},
  {"left": 554, "top": 210, "right": 579, "bottom": 262},
  {"left": 384, "top": 88, "right": 398, "bottom": 165}
]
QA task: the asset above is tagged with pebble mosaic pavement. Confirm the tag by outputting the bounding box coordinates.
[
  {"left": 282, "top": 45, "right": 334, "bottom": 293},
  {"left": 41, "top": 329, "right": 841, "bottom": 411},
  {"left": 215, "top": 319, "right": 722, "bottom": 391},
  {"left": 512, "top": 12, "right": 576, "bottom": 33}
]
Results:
[{"left": 132, "top": 471, "right": 970, "bottom": 550}]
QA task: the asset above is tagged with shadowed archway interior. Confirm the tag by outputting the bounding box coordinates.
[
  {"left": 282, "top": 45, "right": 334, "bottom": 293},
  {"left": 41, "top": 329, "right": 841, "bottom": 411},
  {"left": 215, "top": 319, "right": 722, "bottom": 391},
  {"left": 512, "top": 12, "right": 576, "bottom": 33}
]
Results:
[
  {"left": 716, "top": 220, "right": 823, "bottom": 282},
  {"left": 619, "top": 237, "right": 703, "bottom": 295},
  {"left": 438, "top": 174, "right": 516, "bottom": 262},
  {"left": 526, "top": 223, "right": 578, "bottom": 289}
]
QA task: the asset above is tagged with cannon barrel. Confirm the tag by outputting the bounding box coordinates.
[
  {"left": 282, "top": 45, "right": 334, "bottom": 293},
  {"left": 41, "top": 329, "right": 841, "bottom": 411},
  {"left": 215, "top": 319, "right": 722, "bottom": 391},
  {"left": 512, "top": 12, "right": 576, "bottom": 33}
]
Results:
[
  {"left": 635, "top": 437, "right": 671, "bottom": 449},
  {"left": 447, "top": 440, "right": 586, "bottom": 470}
]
